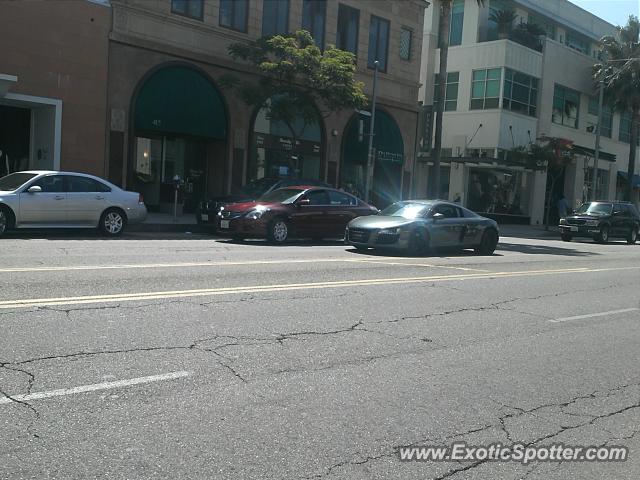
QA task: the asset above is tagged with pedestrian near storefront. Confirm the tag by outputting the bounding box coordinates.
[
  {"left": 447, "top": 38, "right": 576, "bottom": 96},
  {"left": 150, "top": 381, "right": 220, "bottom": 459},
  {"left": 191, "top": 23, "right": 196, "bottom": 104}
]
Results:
[{"left": 557, "top": 195, "right": 569, "bottom": 218}]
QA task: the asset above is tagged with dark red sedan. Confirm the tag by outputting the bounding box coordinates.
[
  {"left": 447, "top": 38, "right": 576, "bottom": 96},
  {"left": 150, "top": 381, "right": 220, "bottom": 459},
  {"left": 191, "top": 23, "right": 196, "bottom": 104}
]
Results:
[{"left": 217, "top": 186, "right": 378, "bottom": 243}]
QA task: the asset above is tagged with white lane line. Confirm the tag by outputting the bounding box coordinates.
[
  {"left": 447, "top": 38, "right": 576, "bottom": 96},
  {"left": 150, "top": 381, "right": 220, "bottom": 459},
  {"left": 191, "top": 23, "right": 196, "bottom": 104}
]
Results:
[
  {"left": 0, "top": 258, "right": 490, "bottom": 274},
  {"left": 0, "top": 258, "right": 459, "bottom": 273},
  {"left": 349, "top": 259, "right": 489, "bottom": 272},
  {"left": 0, "top": 371, "right": 191, "bottom": 405},
  {"left": 549, "top": 308, "right": 640, "bottom": 323}
]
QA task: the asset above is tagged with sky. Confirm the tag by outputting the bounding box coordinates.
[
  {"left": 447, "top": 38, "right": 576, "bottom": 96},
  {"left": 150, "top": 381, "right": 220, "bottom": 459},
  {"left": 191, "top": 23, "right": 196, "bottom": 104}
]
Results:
[{"left": 568, "top": 0, "right": 640, "bottom": 27}]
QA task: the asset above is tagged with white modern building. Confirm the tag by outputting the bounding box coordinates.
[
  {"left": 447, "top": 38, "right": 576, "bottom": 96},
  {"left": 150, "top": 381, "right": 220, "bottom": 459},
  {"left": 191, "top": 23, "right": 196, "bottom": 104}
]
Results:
[{"left": 418, "top": 0, "right": 639, "bottom": 225}]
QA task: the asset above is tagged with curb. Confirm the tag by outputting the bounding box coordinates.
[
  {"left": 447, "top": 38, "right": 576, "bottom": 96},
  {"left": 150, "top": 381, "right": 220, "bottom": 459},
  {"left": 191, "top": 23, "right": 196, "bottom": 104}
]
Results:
[{"left": 128, "top": 223, "right": 212, "bottom": 234}]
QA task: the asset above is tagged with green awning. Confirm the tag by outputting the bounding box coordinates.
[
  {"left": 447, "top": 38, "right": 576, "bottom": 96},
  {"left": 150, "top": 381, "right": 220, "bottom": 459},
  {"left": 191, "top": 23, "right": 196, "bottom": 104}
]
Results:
[
  {"left": 134, "top": 67, "right": 226, "bottom": 140},
  {"left": 343, "top": 109, "right": 405, "bottom": 165},
  {"left": 342, "top": 109, "right": 405, "bottom": 206},
  {"left": 572, "top": 145, "right": 616, "bottom": 162}
]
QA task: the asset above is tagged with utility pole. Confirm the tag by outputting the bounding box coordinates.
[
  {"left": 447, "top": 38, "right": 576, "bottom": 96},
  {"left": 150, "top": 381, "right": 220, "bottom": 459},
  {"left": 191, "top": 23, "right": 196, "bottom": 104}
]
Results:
[
  {"left": 364, "top": 60, "right": 379, "bottom": 203},
  {"left": 591, "top": 79, "right": 604, "bottom": 201}
]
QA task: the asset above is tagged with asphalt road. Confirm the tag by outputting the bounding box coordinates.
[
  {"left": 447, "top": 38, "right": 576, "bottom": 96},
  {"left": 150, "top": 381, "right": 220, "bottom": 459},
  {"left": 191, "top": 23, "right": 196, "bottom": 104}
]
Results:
[{"left": 1, "top": 230, "right": 639, "bottom": 479}]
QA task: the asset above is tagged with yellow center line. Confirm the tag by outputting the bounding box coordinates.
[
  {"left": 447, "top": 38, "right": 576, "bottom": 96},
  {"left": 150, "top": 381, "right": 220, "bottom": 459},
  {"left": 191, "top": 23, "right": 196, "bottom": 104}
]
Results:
[{"left": 0, "top": 266, "right": 636, "bottom": 310}]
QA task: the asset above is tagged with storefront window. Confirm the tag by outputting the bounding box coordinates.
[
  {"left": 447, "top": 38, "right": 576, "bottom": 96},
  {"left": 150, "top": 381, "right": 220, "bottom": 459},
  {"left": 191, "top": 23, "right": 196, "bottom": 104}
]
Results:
[
  {"left": 584, "top": 167, "right": 609, "bottom": 201},
  {"left": 133, "top": 136, "right": 206, "bottom": 212},
  {"left": 467, "top": 167, "right": 525, "bottom": 215},
  {"left": 249, "top": 100, "right": 322, "bottom": 183}
]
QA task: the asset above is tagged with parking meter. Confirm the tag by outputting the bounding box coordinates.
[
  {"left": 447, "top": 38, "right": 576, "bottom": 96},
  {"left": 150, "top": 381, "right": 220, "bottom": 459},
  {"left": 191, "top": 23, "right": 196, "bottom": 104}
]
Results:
[{"left": 173, "top": 175, "right": 181, "bottom": 221}]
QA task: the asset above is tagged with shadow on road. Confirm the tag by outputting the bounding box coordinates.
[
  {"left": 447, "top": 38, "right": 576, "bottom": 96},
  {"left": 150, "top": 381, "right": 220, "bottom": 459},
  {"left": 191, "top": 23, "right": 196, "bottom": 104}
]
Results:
[
  {"left": 215, "top": 238, "right": 346, "bottom": 247},
  {"left": 496, "top": 242, "right": 600, "bottom": 256},
  {"left": 345, "top": 247, "right": 500, "bottom": 258}
]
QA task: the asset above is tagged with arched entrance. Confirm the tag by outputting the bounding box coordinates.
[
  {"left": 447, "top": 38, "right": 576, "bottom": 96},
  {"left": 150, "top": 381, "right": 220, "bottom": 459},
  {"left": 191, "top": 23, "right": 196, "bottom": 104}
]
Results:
[
  {"left": 341, "top": 109, "right": 404, "bottom": 207},
  {"left": 131, "top": 65, "right": 227, "bottom": 213},
  {"left": 248, "top": 95, "right": 323, "bottom": 182}
]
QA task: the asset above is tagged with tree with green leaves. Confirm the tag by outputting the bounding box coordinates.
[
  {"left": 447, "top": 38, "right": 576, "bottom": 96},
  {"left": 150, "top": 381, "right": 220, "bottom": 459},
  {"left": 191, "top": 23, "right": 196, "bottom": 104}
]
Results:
[
  {"left": 594, "top": 15, "right": 640, "bottom": 201},
  {"left": 489, "top": 8, "right": 517, "bottom": 39},
  {"left": 223, "top": 30, "right": 367, "bottom": 175},
  {"left": 432, "top": 0, "right": 485, "bottom": 198},
  {"left": 507, "top": 136, "right": 574, "bottom": 229}
]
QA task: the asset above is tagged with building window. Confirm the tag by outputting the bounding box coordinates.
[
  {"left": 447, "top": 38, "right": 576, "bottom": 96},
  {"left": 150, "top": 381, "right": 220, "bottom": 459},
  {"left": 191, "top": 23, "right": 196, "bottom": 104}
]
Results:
[
  {"left": 399, "top": 27, "right": 412, "bottom": 61},
  {"left": 584, "top": 167, "right": 609, "bottom": 200},
  {"left": 619, "top": 111, "right": 640, "bottom": 145},
  {"left": 262, "top": 0, "right": 289, "bottom": 37},
  {"left": 171, "top": 0, "right": 203, "bottom": 20},
  {"left": 434, "top": 72, "right": 460, "bottom": 111},
  {"left": 486, "top": 0, "right": 510, "bottom": 41},
  {"left": 503, "top": 69, "right": 538, "bottom": 117},
  {"left": 220, "top": 0, "right": 249, "bottom": 32},
  {"left": 470, "top": 68, "right": 501, "bottom": 110},
  {"left": 302, "top": 0, "right": 326, "bottom": 49},
  {"left": 450, "top": 0, "right": 464, "bottom": 46},
  {"left": 368, "top": 15, "right": 390, "bottom": 72},
  {"left": 552, "top": 84, "right": 580, "bottom": 129},
  {"left": 527, "top": 13, "right": 556, "bottom": 40},
  {"left": 336, "top": 4, "right": 359, "bottom": 56},
  {"left": 587, "top": 97, "right": 612, "bottom": 138},
  {"left": 565, "top": 31, "right": 590, "bottom": 55},
  {"left": 438, "top": 0, "right": 464, "bottom": 46}
]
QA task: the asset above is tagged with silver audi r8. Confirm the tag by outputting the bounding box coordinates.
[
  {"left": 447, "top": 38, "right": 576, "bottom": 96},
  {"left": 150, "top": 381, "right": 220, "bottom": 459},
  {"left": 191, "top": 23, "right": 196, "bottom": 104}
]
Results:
[{"left": 345, "top": 200, "right": 499, "bottom": 255}]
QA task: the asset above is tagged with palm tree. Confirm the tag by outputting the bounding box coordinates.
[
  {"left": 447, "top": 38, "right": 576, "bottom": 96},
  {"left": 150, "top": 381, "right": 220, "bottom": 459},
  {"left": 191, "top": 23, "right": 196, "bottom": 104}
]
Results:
[
  {"left": 432, "top": 0, "right": 485, "bottom": 198},
  {"left": 489, "top": 8, "right": 517, "bottom": 39},
  {"left": 594, "top": 16, "right": 640, "bottom": 201}
]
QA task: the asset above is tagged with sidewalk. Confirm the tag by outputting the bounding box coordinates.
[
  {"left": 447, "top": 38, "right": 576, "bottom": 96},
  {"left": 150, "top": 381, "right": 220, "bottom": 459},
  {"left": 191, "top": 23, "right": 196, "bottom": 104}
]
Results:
[
  {"left": 498, "top": 224, "right": 559, "bottom": 239},
  {"left": 129, "top": 212, "right": 204, "bottom": 233}
]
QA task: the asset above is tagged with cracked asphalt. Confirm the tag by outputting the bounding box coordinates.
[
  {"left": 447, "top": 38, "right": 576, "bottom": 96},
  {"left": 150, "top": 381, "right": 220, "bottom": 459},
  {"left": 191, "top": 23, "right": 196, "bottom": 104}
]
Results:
[{"left": 1, "top": 231, "right": 639, "bottom": 479}]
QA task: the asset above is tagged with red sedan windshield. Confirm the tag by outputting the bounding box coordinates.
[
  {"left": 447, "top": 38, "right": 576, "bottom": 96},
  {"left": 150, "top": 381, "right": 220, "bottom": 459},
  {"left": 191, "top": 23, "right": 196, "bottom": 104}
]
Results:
[{"left": 258, "top": 188, "right": 304, "bottom": 203}]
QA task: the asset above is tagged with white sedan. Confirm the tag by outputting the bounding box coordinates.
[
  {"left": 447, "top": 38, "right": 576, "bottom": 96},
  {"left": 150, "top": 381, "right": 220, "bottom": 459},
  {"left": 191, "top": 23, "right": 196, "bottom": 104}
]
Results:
[{"left": 0, "top": 171, "right": 147, "bottom": 236}]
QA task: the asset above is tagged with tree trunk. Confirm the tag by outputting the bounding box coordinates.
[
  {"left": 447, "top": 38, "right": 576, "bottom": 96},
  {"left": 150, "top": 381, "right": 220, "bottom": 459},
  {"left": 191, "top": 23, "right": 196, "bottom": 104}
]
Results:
[
  {"left": 626, "top": 107, "right": 639, "bottom": 202},
  {"left": 544, "top": 170, "right": 561, "bottom": 231},
  {"left": 432, "top": 1, "right": 451, "bottom": 199}
]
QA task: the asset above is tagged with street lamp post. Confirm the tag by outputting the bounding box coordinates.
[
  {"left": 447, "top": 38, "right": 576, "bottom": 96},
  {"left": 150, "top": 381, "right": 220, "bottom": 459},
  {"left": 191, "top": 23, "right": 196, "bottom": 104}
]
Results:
[
  {"left": 364, "top": 60, "right": 379, "bottom": 203},
  {"left": 591, "top": 78, "right": 605, "bottom": 201}
]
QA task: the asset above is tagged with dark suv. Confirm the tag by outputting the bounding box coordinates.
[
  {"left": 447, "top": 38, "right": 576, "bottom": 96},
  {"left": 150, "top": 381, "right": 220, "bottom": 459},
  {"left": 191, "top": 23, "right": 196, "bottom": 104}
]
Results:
[{"left": 559, "top": 201, "right": 640, "bottom": 244}]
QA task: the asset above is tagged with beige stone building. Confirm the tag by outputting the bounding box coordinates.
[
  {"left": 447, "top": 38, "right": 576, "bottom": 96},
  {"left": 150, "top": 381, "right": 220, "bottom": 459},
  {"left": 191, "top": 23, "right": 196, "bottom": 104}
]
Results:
[
  {"left": 0, "top": 0, "right": 111, "bottom": 177},
  {"left": 106, "top": 0, "right": 429, "bottom": 212}
]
